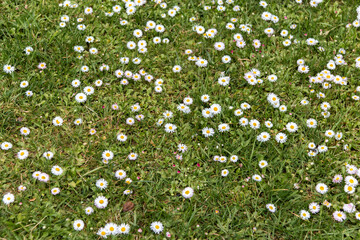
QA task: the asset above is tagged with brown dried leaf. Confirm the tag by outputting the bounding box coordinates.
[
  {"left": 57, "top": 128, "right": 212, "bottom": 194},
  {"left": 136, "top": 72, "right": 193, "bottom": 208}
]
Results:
[{"left": 123, "top": 201, "right": 134, "bottom": 212}]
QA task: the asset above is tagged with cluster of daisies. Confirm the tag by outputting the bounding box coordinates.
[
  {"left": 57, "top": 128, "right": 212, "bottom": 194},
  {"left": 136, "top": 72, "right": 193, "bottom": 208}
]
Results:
[{"left": 3, "top": 0, "right": 360, "bottom": 238}]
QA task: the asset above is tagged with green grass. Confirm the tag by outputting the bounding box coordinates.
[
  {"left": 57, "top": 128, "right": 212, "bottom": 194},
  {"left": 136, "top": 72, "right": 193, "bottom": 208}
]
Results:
[{"left": 1, "top": 0, "right": 360, "bottom": 239}]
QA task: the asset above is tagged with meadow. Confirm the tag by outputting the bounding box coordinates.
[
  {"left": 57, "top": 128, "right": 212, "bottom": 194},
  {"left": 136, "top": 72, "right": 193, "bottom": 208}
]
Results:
[{"left": 1, "top": 0, "right": 360, "bottom": 239}]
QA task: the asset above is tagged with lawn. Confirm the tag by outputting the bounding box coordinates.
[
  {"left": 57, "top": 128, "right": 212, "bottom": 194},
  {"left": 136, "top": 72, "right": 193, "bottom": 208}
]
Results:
[{"left": 1, "top": 0, "right": 360, "bottom": 239}]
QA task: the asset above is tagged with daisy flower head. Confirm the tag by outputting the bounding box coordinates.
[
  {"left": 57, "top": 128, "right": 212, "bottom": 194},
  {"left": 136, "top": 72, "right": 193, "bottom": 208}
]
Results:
[
  {"left": 218, "top": 123, "right": 230, "bottom": 132},
  {"left": 221, "top": 169, "right": 229, "bottom": 177},
  {"left": 309, "top": 202, "right": 320, "bottom": 214},
  {"left": 3, "top": 193, "right": 15, "bottom": 205},
  {"left": 182, "top": 187, "right": 194, "bottom": 199},
  {"left": 115, "top": 170, "right": 126, "bottom": 180},
  {"left": 74, "top": 118, "right": 82, "bottom": 125},
  {"left": 117, "top": 133, "right": 127, "bottom": 142},
  {"left": 259, "top": 160, "right": 268, "bottom": 168},
  {"left": 102, "top": 150, "right": 114, "bottom": 160},
  {"left": 315, "top": 183, "right": 328, "bottom": 194},
  {"left": 3, "top": 64, "right": 15, "bottom": 74},
  {"left": 83, "top": 206, "right": 93, "bottom": 215},
  {"left": 239, "top": 117, "right": 249, "bottom": 126},
  {"left": 210, "top": 104, "right": 222, "bottom": 115},
  {"left": 202, "top": 127, "right": 215, "bottom": 137},
  {"left": 345, "top": 176, "right": 358, "bottom": 187},
  {"left": 43, "top": 151, "right": 54, "bottom": 159},
  {"left": 105, "top": 223, "right": 118, "bottom": 235},
  {"left": 1, "top": 142, "right": 12, "bottom": 150},
  {"left": 75, "top": 93, "right": 87, "bottom": 103},
  {"left": 118, "top": 223, "right": 130, "bottom": 234},
  {"left": 150, "top": 221, "right": 164, "bottom": 234},
  {"left": 20, "top": 127, "right": 30, "bottom": 136},
  {"left": 128, "top": 152, "right": 138, "bottom": 160},
  {"left": 96, "top": 179, "right": 108, "bottom": 190},
  {"left": 52, "top": 116, "right": 63, "bottom": 126},
  {"left": 275, "top": 133, "right": 287, "bottom": 143},
  {"left": 300, "top": 210, "right": 310, "bottom": 220},
  {"left": 178, "top": 144, "right": 188, "bottom": 153},
  {"left": 38, "top": 62, "right": 47, "bottom": 69},
  {"left": 172, "top": 65, "right": 182, "bottom": 73},
  {"left": 94, "top": 196, "right": 108, "bottom": 209},
  {"left": 344, "top": 185, "right": 355, "bottom": 194},
  {"left": 39, "top": 173, "right": 49, "bottom": 182},
  {"left": 257, "top": 132, "right": 270, "bottom": 142},
  {"left": 333, "top": 211, "right": 346, "bottom": 222},
  {"left": 97, "top": 228, "right": 109, "bottom": 238},
  {"left": 252, "top": 174, "right": 262, "bottom": 182},
  {"left": 18, "top": 185, "right": 26, "bottom": 191},
  {"left": 126, "top": 118, "right": 135, "bottom": 125},
  {"left": 51, "top": 187, "right": 60, "bottom": 195},
  {"left": 266, "top": 203, "right": 276, "bottom": 212},
  {"left": 249, "top": 119, "right": 260, "bottom": 129},
  {"left": 17, "top": 149, "right": 29, "bottom": 160},
  {"left": 51, "top": 165, "right": 63, "bottom": 176},
  {"left": 286, "top": 122, "right": 298, "bottom": 133}
]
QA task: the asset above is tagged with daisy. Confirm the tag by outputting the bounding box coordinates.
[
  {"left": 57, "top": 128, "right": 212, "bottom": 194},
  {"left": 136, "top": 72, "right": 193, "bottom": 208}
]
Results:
[
  {"left": 239, "top": 117, "right": 249, "bottom": 126},
  {"left": 165, "top": 123, "right": 177, "bottom": 133},
  {"left": 252, "top": 174, "right": 262, "bottom": 182},
  {"left": 257, "top": 132, "right": 270, "bottom": 142},
  {"left": 345, "top": 176, "right": 358, "bottom": 187},
  {"left": 3, "top": 64, "right": 15, "bottom": 74},
  {"left": 344, "top": 185, "right": 355, "bottom": 194},
  {"left": 315, "top": 183, "right": 328, "bottom": 194},
  {"left": 266, "top": 204, "right": 276, "bottom": 212},
  {"left": 72, "top": 79, "right": 81, "bottom": 87},
  {"left": 333, "top": 174, "right": 343, "bottom": 183},
  {"left": 18, "top": 185, "right": 26, "bottom": 191},
  {"left": 94, "top": 196, "right": 108, "bottom": 209},
  {"left": 1, "top": 142, "right": 12, "bottom": 150},
  {"left": 2, "top": 193, "right": 15, "bottom": 205},
  {"left": 118, "top": 223, "right": 130, "bottom": 234},
  {"left": 286, "top": 122, "right": 298, "bottom": 133},
  {"left": 85, "top": 207, "right": 94, "bottom": 215},
  {"left": 117, "top": 133, "right": 127, "bottom": 142},
  {"left": 306, "top": 119, "right": 317, "bottom": 128},
  {"left": 97, "top": 228, "right": 110, "bottom": 238},
  {"left": 202, "top": 127, "right": 215, "bottom": 137},
  {"left": 182, "top": 187, "right": 194, "bottom": 198},
  {"left": 128, "top": 153, "right": 138, "bottom": 160},
  {"left": 20, "top": 127, "right": 30, "bottom": 136},
  {"left": 125, "top": 178, "right": 132, "bottom": 184},
  {"left": 102, "top": 150, "right": 114, "bottom": 160},
  {"left": 150, "top": 222, "right": 164, "bottom": 234},
  {"left": 178, "top": 144, "right": 188, "bottom": 153},
  {"left": 17, "top": 150, "right": 29, "bottom": 160},
  {"left": 105, "top": 223, "right": 118, "bottom": 235},
  {"left": 89, "top": 128, "right": 96, "bottom": 135},
  {"left": 172, "top": 65, "right": 182, "bottom": 73},
  {"left": 221, "top": 169, "right": 229, "bottom": 177},
  {"left": 210, "top": 104, "right": 222, "bottom": 115},
  {"left": 51, "top": 165, "right": 63, "bottom": 176},
  {"left": 38, "top": 62, "right": 47, "bottom": 69},
  {"left": 75, "top": 93, "right": 87, "bottom": 103},
  {"left": 249, "top": 119, "right": 260, "bottom": 129},
  {"left": 39, "top": 173, "right": 49, "bottom": 182},
  {"left": 333, "top": 211, "right": 346, "bottom": 222},
  {"left": 51, "top": 188, "right": 60, "bottom": 195},
  {"left": 325, "top": 130, "right": 335, "bottom": 138},
  {"left": 52, "top": 117, "right": 63, "bottom": 126},
  {"left": 265, "top": 121, "right": 273, "bottom": 128},
  {"left": 259, "top": 160, "right": 268, "bottom": 168},
  {"left": 218, "top": 123, "right": 230, "bottom": 132},
  {"left": 115, "top": 170, "right": 126, "bottom": 180},
  {"left": 300, "top": 210, "right": 311, "bottom": 220},
  {"left": 343, "top": 203, "right": 356, "bottom": 213},
  {"left": 96, "top": 179, "right": 108, "bottom": 190},
  {"left": 126, "top": 118, "right": 135, "bottom": 125},
  {"left": 275, "top": 133, "right": 287, "bottom": 143},
  {"left": 74, "top": 118, "right": 82, "bottom": 125},
  {"left": 309, "top": 202, "right": 320, "bottom": 214}
]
